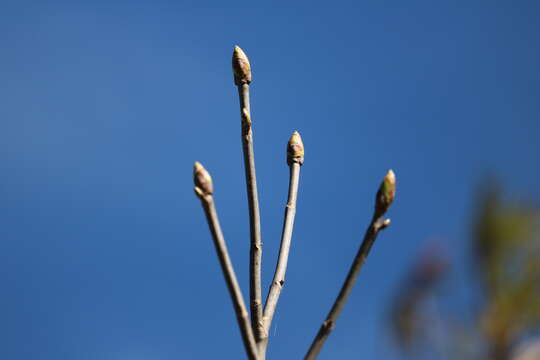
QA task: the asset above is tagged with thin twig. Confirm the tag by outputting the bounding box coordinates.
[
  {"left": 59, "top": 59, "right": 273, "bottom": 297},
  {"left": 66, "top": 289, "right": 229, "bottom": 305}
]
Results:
[
  {"left": 233, "top": 45, "right": 264, "bottom": 342},
  {"left": 194, "top": 162, "right": 260, "bottom": 360},
  {"left": 260, "top": 132, "right": 305, "bottom": 357},
  {"left": 304, "top": 170, "right": 396, "bottom": 360}
]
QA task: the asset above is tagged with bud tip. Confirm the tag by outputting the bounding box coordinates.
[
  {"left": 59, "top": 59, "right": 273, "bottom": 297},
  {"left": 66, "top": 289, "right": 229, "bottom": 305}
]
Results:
[
  {"left": 386, "top": 169, "right": 396, "bottom": 185},
  {"left": 232, "top": 45, "right": 252, "bottom": 85},
  {"left": 287, "top": 130, "right": 305, "bottom": 165},
  {"left": 375, "top": 169, "right": 396, "bottom": 215},
  {"left": 193, "top": 161, "right": 213, "bottom": 197}
]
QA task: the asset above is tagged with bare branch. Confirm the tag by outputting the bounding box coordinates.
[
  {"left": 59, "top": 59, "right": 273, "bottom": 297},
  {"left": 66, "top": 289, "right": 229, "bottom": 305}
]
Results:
[
  {"left": 304, "top": 170, "right": 396, "bottom": 360},
  {"left": 233, "top": 45, "right": 264, "bottom": 342},
  {"left": 259, "top": 132, "right": 305, "bottom": 356},
  {"left": 194, "top": 162, "right": 260, "bottom": 360}
]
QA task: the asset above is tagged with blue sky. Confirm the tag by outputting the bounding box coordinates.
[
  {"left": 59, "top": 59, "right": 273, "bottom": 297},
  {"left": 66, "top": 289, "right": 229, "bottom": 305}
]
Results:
[{"left": 1, "top": 1, "right": 539, "bottom": 359}]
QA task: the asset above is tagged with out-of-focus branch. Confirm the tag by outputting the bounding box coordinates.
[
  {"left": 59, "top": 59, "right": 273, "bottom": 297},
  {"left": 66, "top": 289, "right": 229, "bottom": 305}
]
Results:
[
  {"left": 304, "top": 170, "right": 396, "bottom": 360},
  {"left": 260, "top": 132, "right": 305, "bottom": 357},
  {"left": 233, "top": 46, "right": 264, "bottom": 342},
  {"left": 193, "top": 162, "right": 260, "bottom": 360}
]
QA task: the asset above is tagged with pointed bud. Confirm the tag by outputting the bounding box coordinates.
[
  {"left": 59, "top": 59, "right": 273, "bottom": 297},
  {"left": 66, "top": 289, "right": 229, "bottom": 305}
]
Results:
[
  {"left": 375, "top": 170, "right": 396, "bottom": 215},
  {"left": 193, "top": 162, "right": 213, "bottom": 198},
  {"left": 241, "top": 107, "right": 252, "bottom": 137},
  {"left": 287, "top": 131, "right": 305, "bottom": 166},
  {"left": 232, "top": 45, "right": 252, "bottom": 85}
]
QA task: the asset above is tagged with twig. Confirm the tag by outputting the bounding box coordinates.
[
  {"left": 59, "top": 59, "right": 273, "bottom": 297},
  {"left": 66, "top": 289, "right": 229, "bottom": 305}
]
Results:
[
  {"left": 304, "top": 170, "right": 396, "bottom": 360},
  {"left": 233, "top": 45, "right": 264, "bottom": 341},
  {"left": 260, "top": 132, "right": 305, "bottom": 356},
  {"left": 194, "top": 162, "right": 260, "bottom": 360}
]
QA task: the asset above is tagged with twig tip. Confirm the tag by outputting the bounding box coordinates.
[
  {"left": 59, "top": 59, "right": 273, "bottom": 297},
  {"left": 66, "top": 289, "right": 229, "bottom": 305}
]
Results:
[
  {"left": 375, "top": 169, "right": 396, "bottom": 215},
  {"left": 193, "top": 161, "right": 213, "bottom": 198},
  {"left": 287, "top": 131, "right": 305, "bottom": 166},
  {"left": 232, "top": 45, "right": 252, "bottom": 85}
]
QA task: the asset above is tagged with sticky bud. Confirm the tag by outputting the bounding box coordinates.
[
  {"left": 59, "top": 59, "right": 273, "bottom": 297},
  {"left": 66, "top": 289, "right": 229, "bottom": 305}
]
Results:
[
  {"left": 232, "top": 45, "right": 252, "bottom": 85},
  {"left": 375, "top": 170, "right": 396, "bottom": 215},
  {"left": 193, "top": 162, "right": 213, "bottom": 198},
  {"left": 287, "top": 131, "right": 304, "bottom": 166}
]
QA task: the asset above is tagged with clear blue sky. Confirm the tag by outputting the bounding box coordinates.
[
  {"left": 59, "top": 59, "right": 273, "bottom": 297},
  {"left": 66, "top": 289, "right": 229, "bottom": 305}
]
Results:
[{"left": 1, "top": 1, "right": 539, "bottom": 359}]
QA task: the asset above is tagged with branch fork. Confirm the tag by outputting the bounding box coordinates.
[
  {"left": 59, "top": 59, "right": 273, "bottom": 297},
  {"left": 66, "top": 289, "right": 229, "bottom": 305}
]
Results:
[{"left": 192, "top": 46, "right": 397, "bottom": 360}]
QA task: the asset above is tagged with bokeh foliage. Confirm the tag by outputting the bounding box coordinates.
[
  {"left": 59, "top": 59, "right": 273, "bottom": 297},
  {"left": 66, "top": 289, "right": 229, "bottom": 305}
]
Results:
[{"left": 390, "top": 182, "right": 540, "bottom": 360}]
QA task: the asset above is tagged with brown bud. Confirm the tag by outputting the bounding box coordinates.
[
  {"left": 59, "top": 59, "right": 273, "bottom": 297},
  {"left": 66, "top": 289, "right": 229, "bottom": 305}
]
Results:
[
  {"left": 193, "top": 162, "right": 213, "bottom": 198},
  {"left": 232, "top": 45, "right": 252, "bottom": 85},
  {"left": 241, "top": 107, "right": 252, "bottom": 137},
  {"left": 287, "top": 131, "right": 304, "bottom": 166},
  {"left": 375, "top": 169, "right": 396, "bottom": 215}
]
